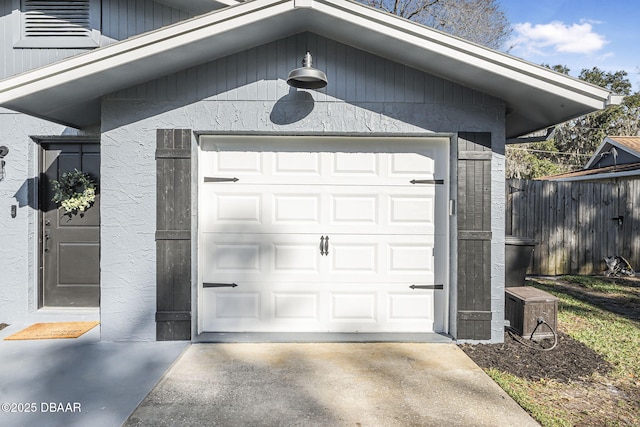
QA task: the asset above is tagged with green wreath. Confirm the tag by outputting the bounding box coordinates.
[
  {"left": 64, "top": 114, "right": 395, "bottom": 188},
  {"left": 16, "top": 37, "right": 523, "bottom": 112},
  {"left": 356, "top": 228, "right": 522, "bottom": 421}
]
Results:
[{"left": 51, "top": 169, "right": 96, "bottom": 214}]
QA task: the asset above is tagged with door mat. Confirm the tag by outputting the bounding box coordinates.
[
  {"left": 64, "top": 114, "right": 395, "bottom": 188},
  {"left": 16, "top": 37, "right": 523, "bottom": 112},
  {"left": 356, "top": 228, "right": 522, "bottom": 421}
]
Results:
[{"left": 4, "top": 321, "right": 99, "bottom": 340}]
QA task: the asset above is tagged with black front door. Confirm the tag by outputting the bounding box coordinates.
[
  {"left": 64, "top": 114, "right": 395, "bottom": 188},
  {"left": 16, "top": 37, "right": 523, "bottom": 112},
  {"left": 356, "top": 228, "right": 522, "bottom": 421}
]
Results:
[{"left": 40, "top": 142, "right": 100, "bottom": 307}]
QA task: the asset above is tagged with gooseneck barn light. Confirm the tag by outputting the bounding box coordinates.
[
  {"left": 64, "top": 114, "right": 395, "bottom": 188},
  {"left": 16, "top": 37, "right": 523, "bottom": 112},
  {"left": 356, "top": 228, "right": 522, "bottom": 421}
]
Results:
[{"left": 287, "top": 51, "right": 328, "bottom": 89}]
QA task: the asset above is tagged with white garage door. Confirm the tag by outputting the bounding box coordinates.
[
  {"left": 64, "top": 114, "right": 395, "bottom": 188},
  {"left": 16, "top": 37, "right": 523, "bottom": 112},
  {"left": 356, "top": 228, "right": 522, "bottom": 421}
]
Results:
[{"left": 198, "top": 136, "right": 450, "bottom": 333}]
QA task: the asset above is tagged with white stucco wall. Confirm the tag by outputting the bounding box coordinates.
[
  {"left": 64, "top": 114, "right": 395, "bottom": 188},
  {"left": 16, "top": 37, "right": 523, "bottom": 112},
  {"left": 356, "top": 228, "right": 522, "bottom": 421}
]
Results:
[
  {"left": 100, "top": 91, "right": 505, "bottom": 341},
  {"left": 0, "top": 108, "right": 97, "bottom": 321},
  {"left": 1, "top": 34, "right": 507, "bottom": 342},
  {"left": 491, "top": 136, "right": 506, "bottom": 343}
]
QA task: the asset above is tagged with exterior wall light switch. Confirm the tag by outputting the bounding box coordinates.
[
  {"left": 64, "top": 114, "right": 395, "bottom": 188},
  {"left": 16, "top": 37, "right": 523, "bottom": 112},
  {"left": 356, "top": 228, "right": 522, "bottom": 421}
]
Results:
[{"left": 11, "top": 205, "right": 16, "bottom": 218}]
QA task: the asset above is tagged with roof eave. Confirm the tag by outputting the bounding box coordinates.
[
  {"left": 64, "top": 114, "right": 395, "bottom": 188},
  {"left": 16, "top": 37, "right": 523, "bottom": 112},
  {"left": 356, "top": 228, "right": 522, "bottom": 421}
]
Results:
[{"left": 0, "top": 0, "right": 616, "bottom": 135}]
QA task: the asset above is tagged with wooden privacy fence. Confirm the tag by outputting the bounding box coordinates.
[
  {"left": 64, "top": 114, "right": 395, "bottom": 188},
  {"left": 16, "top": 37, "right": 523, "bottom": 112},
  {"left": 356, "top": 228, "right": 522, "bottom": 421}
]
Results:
[{"left": 506, "top": 179, "right": 640, "bottom": 276}]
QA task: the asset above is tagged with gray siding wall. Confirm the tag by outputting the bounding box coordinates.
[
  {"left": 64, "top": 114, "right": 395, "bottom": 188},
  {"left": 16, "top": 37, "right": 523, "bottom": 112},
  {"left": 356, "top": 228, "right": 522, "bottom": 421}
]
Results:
[
  {"left": 0, "top": 0, "right": 191, "bottom": 80},
  {"left": 100, "top": 33, "right": 507, "bottom": 341},
  {"left": 109, "top": 33, "right": 498, "bottom": 108}
]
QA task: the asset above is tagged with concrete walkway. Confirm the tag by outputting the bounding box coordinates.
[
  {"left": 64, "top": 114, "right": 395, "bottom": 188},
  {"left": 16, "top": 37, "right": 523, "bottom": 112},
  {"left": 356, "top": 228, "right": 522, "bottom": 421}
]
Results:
[
  {"left": 0, "top": 324, "right": 187, "bottom": 427},
  {"left": 125, "top": 343, "right": 540, "bottom": 427}
]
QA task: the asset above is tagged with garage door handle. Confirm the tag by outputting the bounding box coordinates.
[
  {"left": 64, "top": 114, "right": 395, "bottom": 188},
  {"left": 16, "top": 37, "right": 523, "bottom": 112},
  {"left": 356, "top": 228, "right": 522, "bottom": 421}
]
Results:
[{"left": 320, "top": 236, "right": 329, "bottom": 256}]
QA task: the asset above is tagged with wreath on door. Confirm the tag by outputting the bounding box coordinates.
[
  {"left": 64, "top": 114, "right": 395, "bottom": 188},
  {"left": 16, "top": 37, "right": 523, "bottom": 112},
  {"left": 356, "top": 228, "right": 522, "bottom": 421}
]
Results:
[{"left": 51, "top": 169, "right": 96, "bottom": 215}]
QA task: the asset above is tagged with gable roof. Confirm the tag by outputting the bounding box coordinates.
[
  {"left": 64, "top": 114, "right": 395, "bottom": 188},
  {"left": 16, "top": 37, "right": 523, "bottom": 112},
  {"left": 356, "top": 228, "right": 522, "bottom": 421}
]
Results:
[
  {"left": 0, "top": 0, "right": 619, "bottom": 135},
  {"left": 585, "top": 136, "right": 640, "bottom": 169}
]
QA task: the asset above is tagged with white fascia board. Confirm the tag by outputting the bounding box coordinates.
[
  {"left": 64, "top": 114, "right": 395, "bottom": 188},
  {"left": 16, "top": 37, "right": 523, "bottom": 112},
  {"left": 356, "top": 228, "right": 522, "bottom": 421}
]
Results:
[
  {"left": 312, "top": 0, "right": 613, "bottom": 108},
  {"left": 214, "top": 0, "right": 241, "bottom": 6},
  {"left": 156, "top": 0, "right": 237, "bottom": 14}
]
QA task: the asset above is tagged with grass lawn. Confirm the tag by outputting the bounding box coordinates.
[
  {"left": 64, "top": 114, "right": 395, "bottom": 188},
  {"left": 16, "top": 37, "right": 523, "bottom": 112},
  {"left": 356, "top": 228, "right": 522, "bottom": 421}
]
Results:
[{"left": 487, "top": 276, "right": 640, "bottom": 426}]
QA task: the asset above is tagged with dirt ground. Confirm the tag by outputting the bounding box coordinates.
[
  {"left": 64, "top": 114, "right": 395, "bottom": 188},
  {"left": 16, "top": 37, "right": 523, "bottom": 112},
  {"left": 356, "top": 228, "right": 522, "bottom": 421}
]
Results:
[
  {"left": 460, "top": 276, "right": 640, "bottom": 383},
  {"left": 459, "top": 276, "right": 640, "bottom": 426},
  {"left": 460, "top": 330, "right": 611, "bottom": 382}
]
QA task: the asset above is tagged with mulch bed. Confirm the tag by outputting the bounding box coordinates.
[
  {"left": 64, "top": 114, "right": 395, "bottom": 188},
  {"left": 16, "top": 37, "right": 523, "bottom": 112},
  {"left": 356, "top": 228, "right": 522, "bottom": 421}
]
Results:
[{"left": 460, "top": 331, "right": 611, "bottom": 382}]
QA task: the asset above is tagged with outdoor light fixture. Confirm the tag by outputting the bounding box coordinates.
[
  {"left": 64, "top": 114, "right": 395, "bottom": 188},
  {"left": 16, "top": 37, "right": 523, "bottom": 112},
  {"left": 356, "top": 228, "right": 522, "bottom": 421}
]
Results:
[
  {"left": 0, "top": 146, "right": 8, "bottom": 182},
  {"left": 287, "top": 51, "right": 328, "bottom": 89}
]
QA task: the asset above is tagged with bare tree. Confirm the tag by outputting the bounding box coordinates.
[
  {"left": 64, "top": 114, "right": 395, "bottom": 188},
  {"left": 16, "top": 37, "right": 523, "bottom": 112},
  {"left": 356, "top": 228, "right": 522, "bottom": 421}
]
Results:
[{"left": 360, "top": 0, "right": 510, "bottom": 50}]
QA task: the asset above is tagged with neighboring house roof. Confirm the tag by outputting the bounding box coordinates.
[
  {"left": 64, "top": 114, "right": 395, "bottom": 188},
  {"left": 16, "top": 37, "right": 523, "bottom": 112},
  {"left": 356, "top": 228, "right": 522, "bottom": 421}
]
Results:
[
  {"left": 0, "top": 0, "right": 619, "bottom": 135},
  {"left": 584, "top": 136, "right": 640, "bottom": 169},
  {"left": 538, "top": 162, "right": 640, "bottom": 182},
  {"left": 539, "top": 136, "right": 640, "bottom": 182}
]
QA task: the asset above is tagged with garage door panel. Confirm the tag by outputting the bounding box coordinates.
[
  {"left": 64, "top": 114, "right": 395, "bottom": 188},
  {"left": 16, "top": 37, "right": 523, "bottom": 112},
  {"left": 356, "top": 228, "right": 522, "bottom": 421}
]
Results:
[
  {"left": 199, "top": 137, "right": 449, "bottom": 334},
  {"left": 201, "top": 148, "right": 446, "bottom": 186},
  {"left": 202, "top": 185, "right": 439, "bottom": 235},
  {"left": 389, "top": 152, "right": 436, "bottom": 177},
  {"left": 201, "top": 285, "right": 439, "bottom": 332},
  {"left": 389, "top": 245, "right": 433, "bottom": 272},
  {"left": 273, "top": 194, "right": 321, "bottom": 224},
  {"left": 213, "top": 151, "right": 263, "bottom": 175},
  {"left": 330, "top": 244, "right": 378, "bottom": 273},
  {"left": 274, "top": 152, "right": 322, "bottom": 176},
  {"left": 331, "top": 293, "right": 377, "bottom": 321},
  {"left": 331, "top": 152, "right": 379, "bottom": 176},
  {"left": 389, "top": 195, "right": 434, "bottom": 225},
  {"left": 214, "top": 292, "right": 261, "bottom": 319},
  {"left": 273, "top": 243, "right": 319, "bottom": 272},
  {"left": 207, "top": 242, "right": 262, "bottom": 272},
  {"left": 215, "top": 194, "right": 263, "bottom": 223},
  {"left": 388, "top": 293, "right": 434, "bottom": 321},
  {"left": 273, "top": 293, "right": 319, "bottom": 320},
  {"left": 200, "top": 192, "right": 265, "bottom": 228},
  {"left": 203, "top": 233, "right": 436, "bottom": 284},
  {"left": 331, "top": 195, "right": 379, "bottom": 224}
]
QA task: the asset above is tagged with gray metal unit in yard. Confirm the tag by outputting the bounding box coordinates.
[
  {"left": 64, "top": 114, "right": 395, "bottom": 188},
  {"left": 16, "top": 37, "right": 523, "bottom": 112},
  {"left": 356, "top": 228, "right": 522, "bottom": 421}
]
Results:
[
  {"left": 505, "top": 286, "right": 558, "bottom": 339},
  {"left": 505, "top": 236, "right": 535, "bottom": 287}
]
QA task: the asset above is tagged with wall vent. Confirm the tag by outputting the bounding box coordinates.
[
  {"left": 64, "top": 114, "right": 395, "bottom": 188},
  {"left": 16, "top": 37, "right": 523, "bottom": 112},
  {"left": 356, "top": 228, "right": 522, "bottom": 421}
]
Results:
[
  {"left": 17, "top": 0, "right": 99, "bottom": 48},
  {"left": 24, "top": 1, "right": 91, "bottom": 38}
]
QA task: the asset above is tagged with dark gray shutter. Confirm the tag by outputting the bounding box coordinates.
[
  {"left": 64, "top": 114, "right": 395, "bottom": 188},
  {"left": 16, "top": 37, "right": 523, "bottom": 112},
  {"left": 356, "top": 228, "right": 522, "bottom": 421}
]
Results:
[
  {"left": 156, "top": 129, "right": 192, "bottom": 341},
  {"left": 456, "top": 132, "right": 493, "bottom": 340}
]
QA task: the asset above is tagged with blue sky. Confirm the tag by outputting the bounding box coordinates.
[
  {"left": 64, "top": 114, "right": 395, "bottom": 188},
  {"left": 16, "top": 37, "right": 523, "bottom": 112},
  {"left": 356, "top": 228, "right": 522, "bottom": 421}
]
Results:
[{"left": 499, "top": 0, "right": 640, "bottom": 91}]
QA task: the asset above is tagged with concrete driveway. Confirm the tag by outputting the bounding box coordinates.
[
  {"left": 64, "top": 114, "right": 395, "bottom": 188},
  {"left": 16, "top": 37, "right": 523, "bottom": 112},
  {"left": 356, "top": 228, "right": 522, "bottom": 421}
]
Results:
[{"left": 125, "top": 343, "right": 540, "bottom": 427}]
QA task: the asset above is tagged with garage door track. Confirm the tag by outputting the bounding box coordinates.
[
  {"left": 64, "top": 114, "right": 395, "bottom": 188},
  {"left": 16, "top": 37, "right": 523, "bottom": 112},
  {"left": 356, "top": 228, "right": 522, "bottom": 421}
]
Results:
[{"left": 125, "top": 343, "right": 539, "bottom": 426}]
